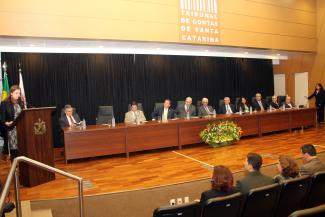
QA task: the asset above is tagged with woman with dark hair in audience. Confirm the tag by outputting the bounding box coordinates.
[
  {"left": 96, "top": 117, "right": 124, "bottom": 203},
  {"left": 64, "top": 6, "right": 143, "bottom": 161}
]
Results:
[
  {"left": 274, "top": 155, "right": 300, "bottom": 184},
  {"left": 0, "top": 85, "right": 25, "bottom": 160},
  {"left": 200, "top": 165, "right": 238, "bottom": 204},
  {"left": 237, "top": 97, "right": 250, "bottom": 113},
  {"left": 308, "top": 83, "right": 325, "bottom": 124}
]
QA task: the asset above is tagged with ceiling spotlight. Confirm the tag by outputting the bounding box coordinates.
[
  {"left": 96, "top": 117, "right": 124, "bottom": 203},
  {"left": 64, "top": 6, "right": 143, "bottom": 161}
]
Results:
[
  {"left": 244, "top": 52, "right": 248, "bottom": 55},
  {"left": 29, "top": 44, "right": 35, "bottom": 47},
  {"left": 156, "top": 47, "right": 161, "bottom": 50},
  {"left": 277, "top": 54, "right": 281, "bottom": 56},
  {"left": 205, "top": 50, "right": 209, "bottom": 52},
  {"left": 98, "top": 45, "right": 104, "bottom": 49}
]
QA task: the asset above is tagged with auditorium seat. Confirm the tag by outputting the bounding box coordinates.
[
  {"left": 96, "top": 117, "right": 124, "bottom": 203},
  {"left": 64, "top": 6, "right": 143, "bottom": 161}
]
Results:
[
  {"left": 128, "top": 103, "right": 143, "bottom": 111},
  {"left": 241, "top": 183, "right": 281, "bottom": 217},
  {"left": 96, "top": 106, "right": 114, "bottom": 124},
  {"left": 289, "top": 205, "right": 325, "bottom": 217},
  {"left": 201, "top": 192, "right": 244, "bottom": 217},
  {"left": 153, "top": 201, "right": 201, "bottom": 217},
  {"left": 304, "top": 171, "right": 325, "bottom": 208},
  {"left": 275, "top": 176, "right": 312, "bottom": 217}
]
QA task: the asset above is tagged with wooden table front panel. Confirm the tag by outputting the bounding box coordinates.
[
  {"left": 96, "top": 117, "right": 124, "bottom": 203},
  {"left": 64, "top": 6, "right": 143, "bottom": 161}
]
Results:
[
  {"left": 291, "top": 108, "right": 316, "bottom": 128},
  {"left": 231, "top": 115, "right": 259, "bottom": 136},
  {"left": 178, "top": 119, "right": 211, "bottom": 145},
  {"left": 126, "top": 123, "right": 179, "bottom": 152},
  {"left": 259, "top": 111, "right": 290, "bottom": 134},
  {"left": 64, "top": 128, "right": 126, "bottom": 160}
]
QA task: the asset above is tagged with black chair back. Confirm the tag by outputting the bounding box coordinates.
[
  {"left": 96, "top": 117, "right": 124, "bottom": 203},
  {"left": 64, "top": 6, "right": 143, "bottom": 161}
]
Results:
[
  {"left": 275, "top": 176, "right": 312, "bottom": 217},
  {"left": 289, "top": 205, "right": 325, "bottom": 217},
  {"left": 201, "top": 192, "right": 244, "bottom": 217},
  {"left": 278, "top": 95, "right": 286, "bottom": 105},
  {"left": 304, "top": 171, "right": 325, "bottom": 208},
  {"left": 154, "top": 103, "right": 164, "bottom": 111},
  {"left": 153, "top": 202, "right": 201, "bottom": 217},
  {"left": 241, "top": 183, "right": 281, "bottom": 217},
  {"left": 265, "top": 96, "right": 272, "bottom": 105},
  {"left": 96, "top": 106, "right": 114, "bottom": 124},
  {"left": 128, "top": 103, "right": 143, "bottom": 111},
  {"left": 177, "top": 100, "right": 185, "bottom": 109},
  {"left": 60, "top": 108, "right": 77, "bottom": 118}
]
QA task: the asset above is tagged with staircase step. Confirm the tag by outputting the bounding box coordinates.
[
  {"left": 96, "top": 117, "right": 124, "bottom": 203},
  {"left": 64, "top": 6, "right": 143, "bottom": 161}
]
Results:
[
  {"left": 5, "top": 201, "right": 32, "bottom": 217},
  {"left": 31, "top": 209, "right": 53, "bottom": 217}
]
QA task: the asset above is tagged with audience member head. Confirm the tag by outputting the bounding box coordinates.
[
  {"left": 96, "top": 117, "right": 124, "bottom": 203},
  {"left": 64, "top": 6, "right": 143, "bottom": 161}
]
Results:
[
  {"left": 210, "top": 165, "right": 234, "bottom": 192},
  {"left": 272, "top": 95, "right": 278, "bottom": 103},
  {"left": 245, "top": 152, "right": 263, "bottom": 172},
  {"left": 277, "top": 155, "right": 299, "bottom": 179},
  {"left": 285, "top": 96, "right": 291, "bottom": 104},
  {"left": 130, "top": 101, "right": 138, "bottom": 112},
  {"left": 185, "top": 97, "right": 192, "bottom": 106},
  {"left": 9, "top": 85, "right": 21, "bottom": 103},
  {"left": 315, "top": 83, "right": 324, "bottom": 91},
  {"left": 64, "top": 104, "right": 74, "bottom": 117},
  {"left": 202, "top": 97, "right": 209, "bottom": 106},
  {"left": 163, "top": 99, "right": 171, "bottom": 109},
  {"left": 255, "top": 93, "right": 262, "bottom": 101},
  {"left": 224, "top": 97, "right": 230, "bottom": 105},
  {"left": 301, "top": 144, "right": 317, "bottom": 162}
]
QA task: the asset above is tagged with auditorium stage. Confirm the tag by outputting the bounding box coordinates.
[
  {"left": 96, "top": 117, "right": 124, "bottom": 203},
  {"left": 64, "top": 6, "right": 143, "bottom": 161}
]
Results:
[{"left": 1, "top": 125, "right": 325, "bottom": 201}]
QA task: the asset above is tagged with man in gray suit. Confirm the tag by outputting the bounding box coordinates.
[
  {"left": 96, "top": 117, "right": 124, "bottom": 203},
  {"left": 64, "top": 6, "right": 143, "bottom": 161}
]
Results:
[
  {"left": 198, "top": 97, "right": 214, "bottom": 117},
  {"left": 235, "top": 152, "right": 274, "bottom": 194},
  {"left": 177, "top": 97, "right": 196, "bottom": 118},
  {"left": 300, "top": 144, "right": 325, "bottom": 176}
]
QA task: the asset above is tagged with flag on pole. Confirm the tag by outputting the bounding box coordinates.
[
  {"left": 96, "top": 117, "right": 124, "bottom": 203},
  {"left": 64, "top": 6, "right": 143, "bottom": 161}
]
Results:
[
  {"left": 19, "top": 64, "right": 27, "bottom": 109},
  {"left": 1, "top": 61, "right": 9, "bottom": 101},
  {"left": 0, "top": 53, "right": 3, "bottom": 103}
]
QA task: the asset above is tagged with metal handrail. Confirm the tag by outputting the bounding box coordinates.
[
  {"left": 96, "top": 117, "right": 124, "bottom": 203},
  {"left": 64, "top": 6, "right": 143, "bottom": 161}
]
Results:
[{"left": 0, "top": 156, "right": 84, "bottom": 217}]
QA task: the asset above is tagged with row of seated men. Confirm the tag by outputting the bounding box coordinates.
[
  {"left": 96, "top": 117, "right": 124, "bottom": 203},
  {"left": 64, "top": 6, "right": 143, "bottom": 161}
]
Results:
[
  {"left": 154, "top": 144, "right": 325, "bottom": 217},
  {"left": 59, "top": 93, "right": 295, "bottom": 127}
]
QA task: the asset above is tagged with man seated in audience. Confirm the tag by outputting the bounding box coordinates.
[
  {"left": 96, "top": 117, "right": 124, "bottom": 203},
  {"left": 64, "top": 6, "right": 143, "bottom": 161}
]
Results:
[
  {"left": 218, "top": 97, "right": 235, "bottom": 114},
  {"left": 124, "top": 101, "right": 146, "bottom": 124},
  {"left": 300, "top": 144, "right": 325, "bottom": 176},
  {"left": 251, "top": 93, "right": 267, "bottom": 111},
  {"left": 177, "top": 97, "right": 196, "bottom": 118},
  {"left": 152, "top": 99, "right": 175, "bottom": 121},
  {"left": 282, "top": 95, "right": 295, "bottom": 109},
  {"left": 235, "top": 152, "right": 274, "bottom": 194},
  {"left": 200, "top": 165, "right": 238, "bottom": 204},
  {"left": 269, "top": 95, "right": 280, "bottom": 109},
  {"left": 59, "top": 104, "right": 81, "bottom": 128},
  {"left": 198, "top": 97, "right": 214, "bottom": 117}
]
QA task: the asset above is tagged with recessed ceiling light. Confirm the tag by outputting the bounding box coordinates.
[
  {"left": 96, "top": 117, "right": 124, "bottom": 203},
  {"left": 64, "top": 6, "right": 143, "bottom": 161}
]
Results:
[
  {"left": 277, "top": 54, "right": 281, "bottom": 56},
  {"left": 156, "top": 47, "right": 161, "bottom": 50},
  {"left": 205, "top": 50, "right": 209, "bottom": 52},
  {"left": 29, "top": 44, "right": 35, "bottom": 47},
  {"left": 244, "top": 52, "right": 248, "bottom": 55},
  {"left": 98, "top": 45, "right": 104, "bottom": 49}
]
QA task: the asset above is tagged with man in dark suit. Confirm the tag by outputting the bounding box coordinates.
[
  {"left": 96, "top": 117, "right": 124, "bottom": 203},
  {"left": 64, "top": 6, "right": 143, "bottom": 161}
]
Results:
[
  {"left": 235, "top": 152, "right": 274, "bottom": 194},
  {"left": 218, "top": 97, "right": 235, "bottom": 114},
  {"left": 300, "top": 144, "right": 325, "bottom": 176},
  {"left": 251, "top": 93, "right": 267, "bottom": 111},
  {"left": 59, "top": 104, "right": 81, "bottom": 128},
  {"left": 282, "top": 95, "right": 295, "bottom": 109},
  {"left": 151, "top": 99, "right": 175, "bottom": 121},
  {"left": 198, "top": 97, "right": 214, "bottom": 117},
  {"left": 269, "top": 95, "right": 280, "bottom": 109},
  {"left": 177, "top": 97, "right": 196, "bottom": 118}
]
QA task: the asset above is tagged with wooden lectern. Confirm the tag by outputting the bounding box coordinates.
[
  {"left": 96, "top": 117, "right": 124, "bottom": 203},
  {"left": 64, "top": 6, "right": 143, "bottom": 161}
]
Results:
[{"left": 13, "top": 107, "right": 56, "bottom": 187}]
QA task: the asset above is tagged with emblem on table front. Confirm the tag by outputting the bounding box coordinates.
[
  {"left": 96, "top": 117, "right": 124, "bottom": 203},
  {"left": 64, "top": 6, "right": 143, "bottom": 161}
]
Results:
[{"left": 34, "top": 118, "right": 46, "bottom": 135}]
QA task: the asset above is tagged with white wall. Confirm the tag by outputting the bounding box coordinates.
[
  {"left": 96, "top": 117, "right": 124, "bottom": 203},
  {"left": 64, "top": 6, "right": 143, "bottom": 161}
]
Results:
[
  {"left": 295, "top": 72, "right": 309, "bottom": 106},
  {"left": 274, "top": 74, "right": 286, "bottom": 96}
]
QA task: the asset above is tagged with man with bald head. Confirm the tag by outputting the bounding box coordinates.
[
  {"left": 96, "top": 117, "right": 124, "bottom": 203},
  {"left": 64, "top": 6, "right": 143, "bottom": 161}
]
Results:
[
  {"left": 198, "top": 97, "right": 214, "bottom": 117},
  {"left": 177, "top": 97, "right": 196, "bottom": 118},
  {"left": 282, "top": 95, "right": 295, "bottom": 109},
  {"left": 251, "top": 93, "right": 267, "bottom": 111},
  {"left": 218, "top": 97, "right": 235, "bottom": 114}
]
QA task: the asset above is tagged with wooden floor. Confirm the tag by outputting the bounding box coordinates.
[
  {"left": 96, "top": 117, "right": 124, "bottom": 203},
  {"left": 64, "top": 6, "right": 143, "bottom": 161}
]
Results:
[{"left": 1, "top": 125, "right": 325, "bottom": 201}]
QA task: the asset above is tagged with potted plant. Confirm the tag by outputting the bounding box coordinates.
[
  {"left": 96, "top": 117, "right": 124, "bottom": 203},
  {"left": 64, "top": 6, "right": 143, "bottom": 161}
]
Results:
[{"left": 200, "top": 121, "right": 242, "bottom": 148}]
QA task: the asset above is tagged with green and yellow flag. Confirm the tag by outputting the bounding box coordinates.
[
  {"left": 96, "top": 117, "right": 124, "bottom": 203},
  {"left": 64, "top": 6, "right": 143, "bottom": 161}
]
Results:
[{"left": 1, "top": 71, "right": 9, "bottom": 101}]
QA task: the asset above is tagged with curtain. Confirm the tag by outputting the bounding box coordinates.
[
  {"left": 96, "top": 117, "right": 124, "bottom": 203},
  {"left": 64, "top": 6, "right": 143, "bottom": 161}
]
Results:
[{"left": 1, "top": 53, "right": 274, "bottom": 146}]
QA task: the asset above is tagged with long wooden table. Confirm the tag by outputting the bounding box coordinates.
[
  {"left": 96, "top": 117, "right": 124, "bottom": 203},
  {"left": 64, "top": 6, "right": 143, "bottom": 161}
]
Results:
[{"left": 63, "top": 108, "right": 316, "bottom": 163}]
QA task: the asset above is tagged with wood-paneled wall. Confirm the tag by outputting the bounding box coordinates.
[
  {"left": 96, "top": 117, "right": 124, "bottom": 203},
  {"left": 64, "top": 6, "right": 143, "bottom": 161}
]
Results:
[{"left": 0, "top": 0, "right": 317, "bottom": 52}]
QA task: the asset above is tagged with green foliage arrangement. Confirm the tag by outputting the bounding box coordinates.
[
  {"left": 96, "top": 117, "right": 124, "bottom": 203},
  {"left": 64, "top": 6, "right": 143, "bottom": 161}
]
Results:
[{"left": 200, "top": 121, "right": 242, "bottom": 148}]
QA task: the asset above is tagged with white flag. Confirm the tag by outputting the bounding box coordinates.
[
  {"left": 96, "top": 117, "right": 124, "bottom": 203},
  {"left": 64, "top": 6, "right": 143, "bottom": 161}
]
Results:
[{"left": 19, "top": 67, "right": 27, "bottom": 109}]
